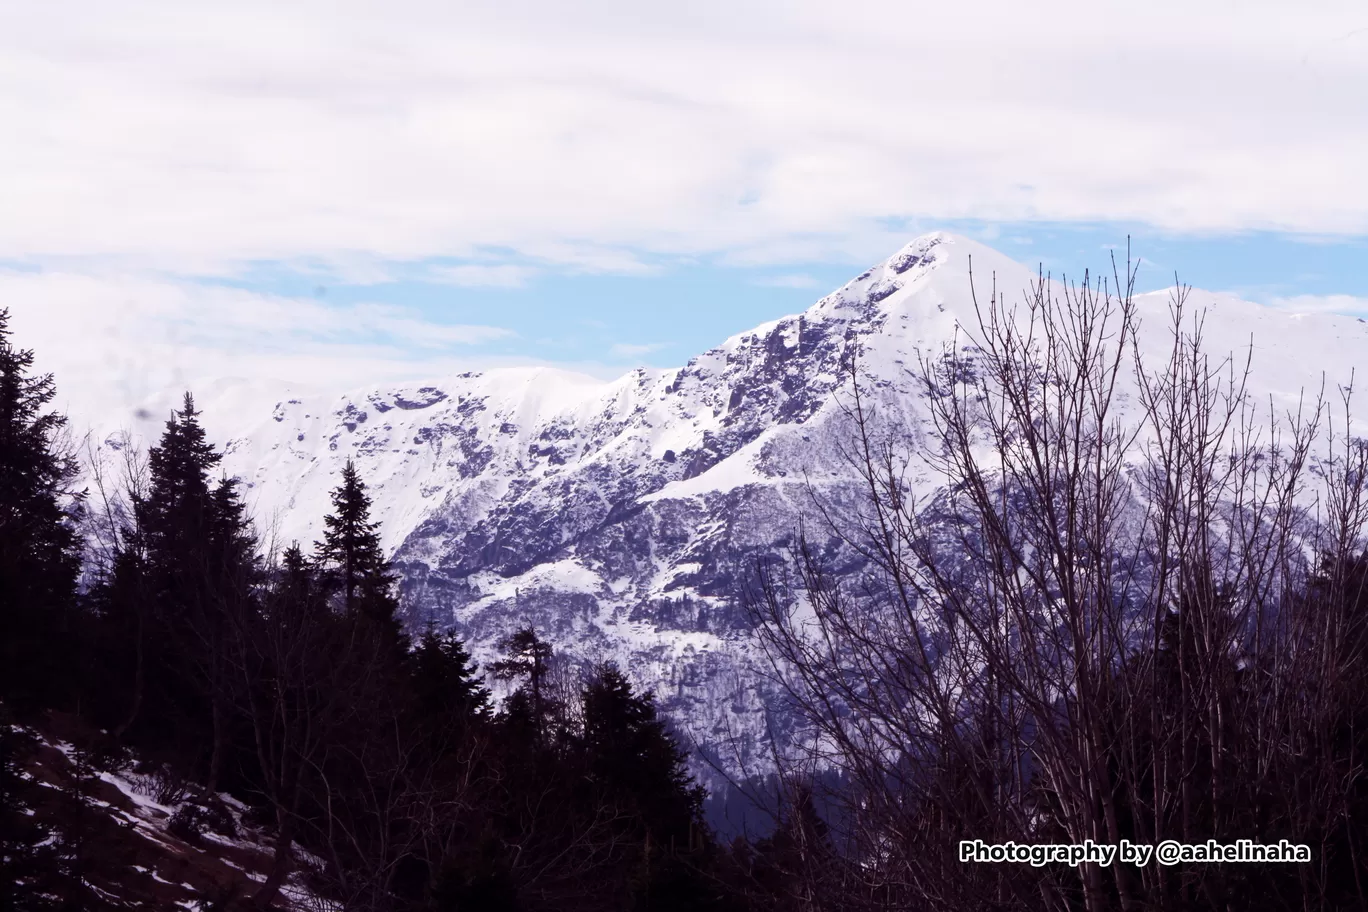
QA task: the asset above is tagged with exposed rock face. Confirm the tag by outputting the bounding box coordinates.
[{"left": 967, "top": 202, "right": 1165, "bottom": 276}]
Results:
[{"left": 211, "top": 232, "right": 1368, "bottom": 780}]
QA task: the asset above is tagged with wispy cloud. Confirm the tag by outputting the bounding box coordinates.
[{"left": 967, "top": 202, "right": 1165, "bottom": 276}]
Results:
[
  {"left": 425, "top": 264, "right": 537, "bottom": 288},
  {"left": 1265, "top": 294, "right": 1368, "bottom": 316}
]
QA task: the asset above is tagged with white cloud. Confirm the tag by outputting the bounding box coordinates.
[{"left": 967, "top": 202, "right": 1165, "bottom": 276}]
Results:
[
  {"left": 752, "top": 274, "right": 821, "bottom": 289},
  {"left": 1, "top": 0, "right": 1366, "bottom": 275},
  {"left": 0, "top": 270, "right": 513, "bottom": 437}
]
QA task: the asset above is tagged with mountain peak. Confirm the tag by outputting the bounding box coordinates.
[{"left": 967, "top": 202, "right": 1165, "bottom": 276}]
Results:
[
  {"left": 884, "top": 230, "right": 954, "bottom": 269},
  {"left": 796, "top": 231, "right": 978, "bottom": 331}
]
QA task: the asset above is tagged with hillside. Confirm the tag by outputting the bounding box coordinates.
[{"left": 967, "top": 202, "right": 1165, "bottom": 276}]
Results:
[{"left": 3, "top": 709, "right": 318, "bottom": 910}]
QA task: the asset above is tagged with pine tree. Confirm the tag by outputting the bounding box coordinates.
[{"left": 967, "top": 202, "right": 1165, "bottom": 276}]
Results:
[
  {"left": 274, "top": 542, "right": 319, "bottom": 616},
  {"left": 491, "top": 626, "right": 555, "bottom": 744},
  {"left": 137, "top": 393, "right": 217, "bottom": 754},
  {"left": 139, "top": 393, "right": 221, "bottom": 557},
  {"left": 108, "top": 393, "right": 254, "bottom": 788},
  {"left": 0, "top": 308, "right": 82, "bottom": 709},
  {"left": 314, "top": 460, "right": 404, "bottom": 652},
  {"left": 412, "top": 629, "right": 492, "bottom": 727},
  {"left": 582, "top": 663, "right": 705, "bottom": 847}
]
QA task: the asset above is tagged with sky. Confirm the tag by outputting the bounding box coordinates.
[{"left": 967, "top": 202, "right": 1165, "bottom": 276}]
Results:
[{"left": 2, "top": 0, "right": 1367, "bottom": 433}]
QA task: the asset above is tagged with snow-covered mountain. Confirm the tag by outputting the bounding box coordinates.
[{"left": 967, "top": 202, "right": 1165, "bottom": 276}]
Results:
[{"left": 125, "top": 232, "right": 1368, "bottom": 777}]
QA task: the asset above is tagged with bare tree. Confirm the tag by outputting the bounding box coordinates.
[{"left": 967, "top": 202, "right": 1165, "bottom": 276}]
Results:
[{"left": 750, "top": 255, "right": 1367, "bottom": 911}]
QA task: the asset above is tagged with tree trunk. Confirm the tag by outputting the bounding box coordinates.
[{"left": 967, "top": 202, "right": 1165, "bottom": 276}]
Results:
[
  {"left": 253, "top": 809, "right": 295, "bottom": 909},
  {"left": 114, "top": 606, "right": 145, "bottom": 739},
  {"left": 206, "top": 696, "right": 225, "bottom": 793}
]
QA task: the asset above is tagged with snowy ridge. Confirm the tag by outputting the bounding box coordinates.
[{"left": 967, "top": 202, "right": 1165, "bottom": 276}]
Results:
[{"left": 97, "top": 233, "right": 1368, "bottom": 780}]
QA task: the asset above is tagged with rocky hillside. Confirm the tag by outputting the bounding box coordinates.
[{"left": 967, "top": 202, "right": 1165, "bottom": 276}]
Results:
[{"left": 4, "top": 710, "right": 318, "bottom": 910}]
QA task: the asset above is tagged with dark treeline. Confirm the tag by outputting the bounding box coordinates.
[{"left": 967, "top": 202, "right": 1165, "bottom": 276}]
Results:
[
  {"left": 0, "top": 308, "right": 804, "bottom": 910},
  {"left": 749, "top": 263, "right": 1368, "bottom": 911}
]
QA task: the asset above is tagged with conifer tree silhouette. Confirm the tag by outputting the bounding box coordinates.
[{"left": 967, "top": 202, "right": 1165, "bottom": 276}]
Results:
[
  {"left": 315, "top": 459, "right": 405, "bottom": 653},
  {"left": 0, "top": 308, "right": 81, "bottom": 708},
  {"left": 111, "top": 393, "right": 255, "bottom": 787}
]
